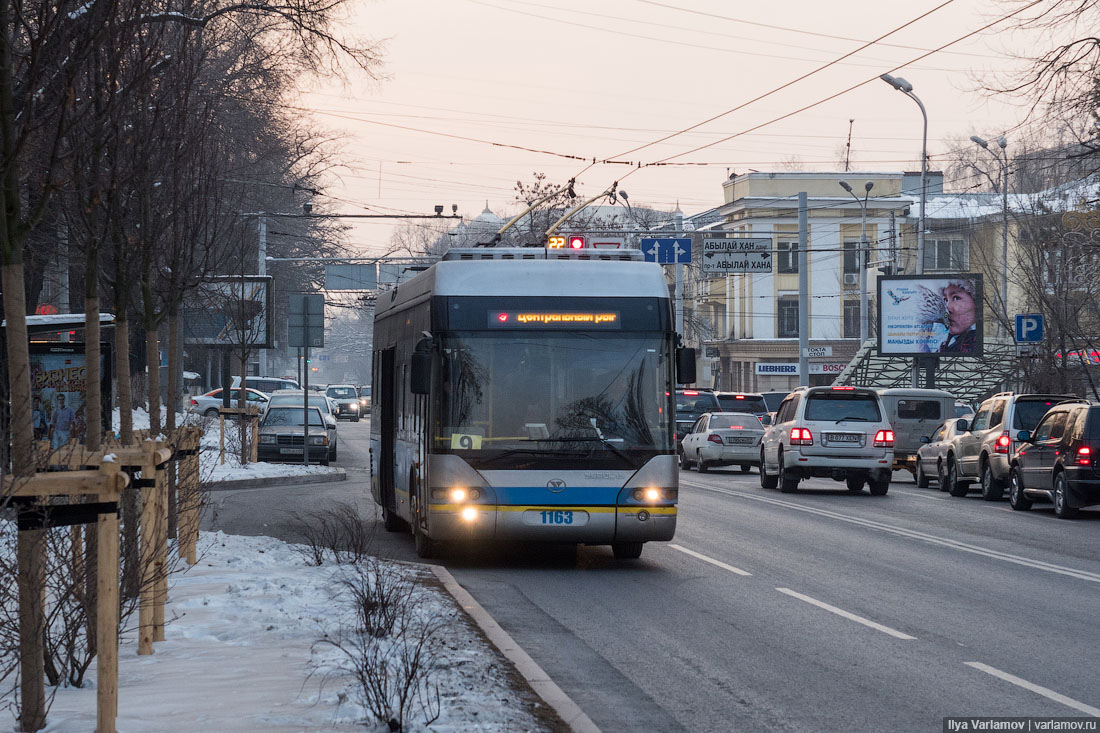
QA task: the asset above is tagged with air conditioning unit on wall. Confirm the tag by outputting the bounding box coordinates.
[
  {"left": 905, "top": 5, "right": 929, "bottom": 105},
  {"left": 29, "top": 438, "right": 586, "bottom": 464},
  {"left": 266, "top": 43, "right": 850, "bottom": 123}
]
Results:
[{"left": 843, "top": 273, "right": 859, "bottom": 286}]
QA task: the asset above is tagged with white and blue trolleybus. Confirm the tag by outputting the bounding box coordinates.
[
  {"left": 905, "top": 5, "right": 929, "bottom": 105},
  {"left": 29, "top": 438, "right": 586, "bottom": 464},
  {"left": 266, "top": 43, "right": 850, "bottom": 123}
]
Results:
[{"left": 369, "top": 246, "right": 695, "bottom": 559}]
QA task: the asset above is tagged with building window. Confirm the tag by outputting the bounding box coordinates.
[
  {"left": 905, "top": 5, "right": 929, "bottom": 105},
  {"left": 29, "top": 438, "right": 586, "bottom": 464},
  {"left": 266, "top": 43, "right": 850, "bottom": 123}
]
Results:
[
  {"left": 777, "top": 241, "right": 799, "bottom": 274},
  {"left": 923, "top": 238, "right": 968, "bottom": 271},
  {"left": 843, "top": 240, "right": 860, "bottom": 274},
  {"left": 778, "top": 297, "right": 799, "bottom": 337},
  {"left": 844, "top": 300, "right": 859, "bottom": 338}
]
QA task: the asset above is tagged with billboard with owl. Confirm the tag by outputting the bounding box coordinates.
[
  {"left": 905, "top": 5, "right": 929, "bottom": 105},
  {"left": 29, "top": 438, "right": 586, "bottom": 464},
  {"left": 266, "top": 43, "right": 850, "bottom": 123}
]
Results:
[{"left": 878, "top": 274, "right": 984, "bottom": 356}]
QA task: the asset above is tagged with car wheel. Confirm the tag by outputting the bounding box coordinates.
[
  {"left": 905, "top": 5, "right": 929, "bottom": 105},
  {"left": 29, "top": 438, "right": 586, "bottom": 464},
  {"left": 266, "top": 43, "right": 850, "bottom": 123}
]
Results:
[
  {"left": 915, "top": 461, "right": 930, "bottom": 488},
  {"left": 937, "top": 461, "right": 949, "bottom": 492},
  {"left": 759, "top": 450, "right": 778, "bottom": 489},
  {"left": 413, "top": 518, "right": 436, "bottom": 559},
  {"left": 1008, "top": 467, "right": 1032, "bottom": 511},
  {"left": 868, "top": 476, "right": 890, "bottom": 496},
  {"left": 846, "top": 476, "right": 865, "bottom": 492},
  {"left": 382, "top": 506, "right": 407, "bottom": 532},
  {"left": 679, "top": 450, "right": 691, "bottom": 471},
  {"left": 204, "top": 408, "right": 219, "bottom": 418},
  {"left": 353, "top": 416, "right": 360, "bottom": 423},
  {"left": 1054, "top": 473, "right": 1079, "bottom": 519},
  {"left": 740, "top": 464, "right": 751, "bottom": 474},
  {"left": 612, "top": 541, "right": 644, "bottom": 559},
  {"left": 980, "top": 460, "right": 1004, "bottom": 501},
  {"left": 778, "top": 451, "right": 798, "bottom": 493},
  {"left": 947, "top": 457, "right": 969, "bottom": 497},
  {"left": 696, "top": 451, "right": 708, "bottom": 473}
]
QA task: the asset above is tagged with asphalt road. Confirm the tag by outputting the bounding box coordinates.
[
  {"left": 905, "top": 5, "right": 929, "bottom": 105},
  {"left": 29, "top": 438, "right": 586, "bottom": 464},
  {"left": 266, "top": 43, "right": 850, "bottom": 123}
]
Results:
[{"left": 206, "top": 420, "right": 1100, "bottom": 732}]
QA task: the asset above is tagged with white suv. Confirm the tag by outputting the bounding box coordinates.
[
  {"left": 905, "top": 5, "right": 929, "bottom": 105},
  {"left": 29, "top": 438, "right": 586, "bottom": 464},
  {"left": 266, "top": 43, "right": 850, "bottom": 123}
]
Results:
[{"left": 760, "top": 385, "right": 895, "bottom": 495}]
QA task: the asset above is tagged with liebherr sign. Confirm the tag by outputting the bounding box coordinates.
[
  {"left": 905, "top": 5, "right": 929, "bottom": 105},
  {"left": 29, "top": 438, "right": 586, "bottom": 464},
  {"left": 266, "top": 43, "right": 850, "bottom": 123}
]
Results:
[{"left": 701, "top": 238, "right": 772, "bottom": 273}]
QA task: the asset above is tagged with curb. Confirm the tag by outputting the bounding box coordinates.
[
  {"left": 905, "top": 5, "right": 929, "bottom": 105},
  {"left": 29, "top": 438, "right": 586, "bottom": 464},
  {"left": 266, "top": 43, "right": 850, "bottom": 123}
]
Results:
[
  {"left": 429, "top": 565, "right": 601, "bottom": 733},
  {"left": 203, "top": 468, "right": 347, "bottom": 492}
]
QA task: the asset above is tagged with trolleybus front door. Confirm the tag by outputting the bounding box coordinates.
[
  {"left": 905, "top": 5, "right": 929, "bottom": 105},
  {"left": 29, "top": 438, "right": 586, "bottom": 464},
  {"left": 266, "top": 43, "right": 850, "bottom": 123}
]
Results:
[{"left": 379, "top": 348, "right": 397, "bottom": 513}]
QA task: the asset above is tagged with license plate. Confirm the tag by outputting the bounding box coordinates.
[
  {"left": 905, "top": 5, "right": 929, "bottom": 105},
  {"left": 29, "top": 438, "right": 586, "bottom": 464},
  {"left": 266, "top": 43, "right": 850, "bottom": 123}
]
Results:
[
  {"left": 727, "top": 436, "right": 755, "bottom": 445},
  {"left": 522, "top": 509, "right": 589, "bottom": 527},
  {"left": 280, "top": 447, "right": 304, "bottom": 455},
  {"left": 826, "top": 433, "right": 861, "bottom": 443}
]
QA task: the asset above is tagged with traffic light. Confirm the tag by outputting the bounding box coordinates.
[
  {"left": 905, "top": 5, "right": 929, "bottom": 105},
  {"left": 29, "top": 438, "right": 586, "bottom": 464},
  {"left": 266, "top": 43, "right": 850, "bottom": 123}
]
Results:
[{"left": 568, "top": 235, "right": 585, "bottom": 249}]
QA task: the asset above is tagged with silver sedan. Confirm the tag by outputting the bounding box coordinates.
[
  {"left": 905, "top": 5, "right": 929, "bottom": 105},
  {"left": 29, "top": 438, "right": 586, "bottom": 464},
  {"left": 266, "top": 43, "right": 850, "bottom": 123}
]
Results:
[
  {"left": 914, "top": 417, "right": 967, "bottom": 490},
  {"left": 679, "top": 411, "right": 765, "bottom": 473}
]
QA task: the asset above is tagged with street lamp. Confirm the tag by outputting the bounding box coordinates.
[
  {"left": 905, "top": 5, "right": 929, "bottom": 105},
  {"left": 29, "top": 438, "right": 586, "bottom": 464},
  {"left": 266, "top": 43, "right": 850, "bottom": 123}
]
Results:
[
  {"left": 880, "top": 73, "right": 928, "bottom": 275},
  {"left": 839, "top": 180, "right": 874, "bottom": 346},
  {"left": 971, "top": 134, "right": 1010, "bottom": 330}
]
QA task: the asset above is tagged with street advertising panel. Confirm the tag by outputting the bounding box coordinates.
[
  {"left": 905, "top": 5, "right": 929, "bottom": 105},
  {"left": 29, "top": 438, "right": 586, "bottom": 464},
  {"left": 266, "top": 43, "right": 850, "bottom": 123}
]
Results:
[
  {"left": 878, "top": 274, "right": 983, "bottom": 356},
  {"left": 182, "top": 275, "right": 273, "bottom": 348},
  {"left": 30, "top": 342, "right": 113, "bottom": 448}
]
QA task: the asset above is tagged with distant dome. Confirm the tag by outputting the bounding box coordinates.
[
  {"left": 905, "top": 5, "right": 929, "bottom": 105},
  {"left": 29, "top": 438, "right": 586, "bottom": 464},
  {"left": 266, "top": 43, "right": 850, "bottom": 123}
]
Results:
[{"left": 471, "top": 203, "right": 504, "bottom": 228}]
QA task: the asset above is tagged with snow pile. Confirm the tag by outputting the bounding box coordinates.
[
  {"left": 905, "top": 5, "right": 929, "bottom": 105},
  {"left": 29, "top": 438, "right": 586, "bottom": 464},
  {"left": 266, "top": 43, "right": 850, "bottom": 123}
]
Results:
[{"left": 29, "top": 532, "right": 550, "bottom": 732}]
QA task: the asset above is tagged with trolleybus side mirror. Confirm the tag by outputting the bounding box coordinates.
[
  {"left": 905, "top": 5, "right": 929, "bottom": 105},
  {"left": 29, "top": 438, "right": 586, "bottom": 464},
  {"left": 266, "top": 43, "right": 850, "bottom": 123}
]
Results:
[
  {"left": 676, "top": 347, "right": 696, "bottom": 385},
  {"left": 411, "top": 338, "right": 432, "bottom": 395}
]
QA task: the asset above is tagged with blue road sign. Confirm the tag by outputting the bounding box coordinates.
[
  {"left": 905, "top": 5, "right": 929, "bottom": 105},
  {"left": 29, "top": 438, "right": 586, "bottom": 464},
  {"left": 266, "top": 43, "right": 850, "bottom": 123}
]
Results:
[
  {"left": 641, "top": 237, "right": 691, "bottom": 264},
  {"left": 1015, "top": 313, "right": 1044, "bottom": 343}
]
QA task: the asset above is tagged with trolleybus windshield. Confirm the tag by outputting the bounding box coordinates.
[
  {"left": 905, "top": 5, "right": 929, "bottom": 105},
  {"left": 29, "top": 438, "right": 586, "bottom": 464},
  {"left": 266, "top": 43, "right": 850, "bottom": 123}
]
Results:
[{"left": 433, "top": 333, "right": 672, "bottom": 470}]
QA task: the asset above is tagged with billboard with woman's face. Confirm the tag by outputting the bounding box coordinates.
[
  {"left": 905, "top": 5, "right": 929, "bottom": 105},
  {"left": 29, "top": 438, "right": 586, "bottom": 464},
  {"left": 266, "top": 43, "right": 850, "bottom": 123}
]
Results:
[{"left": 878, "top": 274, "right": 983, "bottom": 356}]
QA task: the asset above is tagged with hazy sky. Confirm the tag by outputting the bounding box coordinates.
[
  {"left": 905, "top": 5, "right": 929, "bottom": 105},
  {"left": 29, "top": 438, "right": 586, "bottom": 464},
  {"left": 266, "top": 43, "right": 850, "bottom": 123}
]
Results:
[{"left": 302, "top": 0, "right": 1035, "bottom": 254}]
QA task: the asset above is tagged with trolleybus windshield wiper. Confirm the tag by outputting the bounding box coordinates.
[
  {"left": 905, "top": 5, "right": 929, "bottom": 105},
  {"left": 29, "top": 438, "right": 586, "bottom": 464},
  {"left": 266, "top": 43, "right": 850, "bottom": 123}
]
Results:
[{"left": 540, "top": 436, "right": 632, "bottom": 463}]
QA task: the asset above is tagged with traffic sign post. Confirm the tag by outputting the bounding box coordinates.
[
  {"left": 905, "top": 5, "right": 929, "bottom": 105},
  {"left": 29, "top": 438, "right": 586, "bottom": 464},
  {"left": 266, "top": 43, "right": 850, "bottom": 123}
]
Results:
[
  {"left": 701, "top": 238, "right": 772, "bottom": 274},
  {"left": 1015, "top": 313, "right": 1044, "bottom": 343},
  {"left": 640, "top": 237, "right": 691, "bottom": 264},
  {"left": 289, "top": 294, "right": 325, "bottom": 466}
]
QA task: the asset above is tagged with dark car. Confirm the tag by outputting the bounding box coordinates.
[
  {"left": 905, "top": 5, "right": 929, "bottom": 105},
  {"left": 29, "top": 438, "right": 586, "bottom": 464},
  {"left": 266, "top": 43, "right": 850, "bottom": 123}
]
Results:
[
  {"left": 1008, "top": 401, "right": 1100, "bottom": 518},
  {"left": 674, "top": 389, "right": 722, "bottom": 453},
  {"left": 257, "top": 406, "right": 331, "bottom": 465}
]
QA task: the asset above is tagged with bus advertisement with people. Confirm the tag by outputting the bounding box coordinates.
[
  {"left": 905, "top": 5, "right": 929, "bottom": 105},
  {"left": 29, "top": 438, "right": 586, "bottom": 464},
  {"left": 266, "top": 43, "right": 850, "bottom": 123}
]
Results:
[{"left": 370, "top": 247, "right": 694, "bottom": 559}]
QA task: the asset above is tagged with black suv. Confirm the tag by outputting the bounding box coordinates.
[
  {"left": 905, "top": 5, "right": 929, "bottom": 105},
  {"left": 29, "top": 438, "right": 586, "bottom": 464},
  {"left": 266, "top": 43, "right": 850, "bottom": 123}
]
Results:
[
  {"left": 1008, "top": 401, "right": 1100, "bottom": 518},
  {"left": 675, "top": 389, "right": 721, "bottom": 453}
]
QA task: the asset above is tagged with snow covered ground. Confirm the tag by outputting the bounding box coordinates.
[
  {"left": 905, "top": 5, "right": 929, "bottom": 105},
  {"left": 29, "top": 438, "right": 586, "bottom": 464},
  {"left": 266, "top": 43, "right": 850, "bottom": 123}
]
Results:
[{"left": 21, "top": 532, "right": 557, "bottom": 732}]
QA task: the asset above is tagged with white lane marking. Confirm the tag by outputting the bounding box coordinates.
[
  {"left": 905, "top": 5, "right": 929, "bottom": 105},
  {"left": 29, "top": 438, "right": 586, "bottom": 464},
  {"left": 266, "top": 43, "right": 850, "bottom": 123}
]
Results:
[
  {"left": 777, "top": 588, "right": 917, "bottom": 640},
  {"left": 668, "top": 544, "right": 752, "bottom": 576},
  {"left": 965, "top": 662, "right": 1100, "bottom": 716},
  {"left": 683, "top": 480, "right": 1100, "bottom": 584}
]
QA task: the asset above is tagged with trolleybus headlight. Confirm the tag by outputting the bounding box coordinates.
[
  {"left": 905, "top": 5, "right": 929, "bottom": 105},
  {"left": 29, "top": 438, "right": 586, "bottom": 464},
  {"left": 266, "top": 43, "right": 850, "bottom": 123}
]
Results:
[
  {"left": 450, "top": 488, "right": 468, "bottom": 502},
  {"left": 460, "top": 507, "right": 478, "bottom": 522},
  {"left": 644, "top": 488, "right": 661, "bottom": 502}
]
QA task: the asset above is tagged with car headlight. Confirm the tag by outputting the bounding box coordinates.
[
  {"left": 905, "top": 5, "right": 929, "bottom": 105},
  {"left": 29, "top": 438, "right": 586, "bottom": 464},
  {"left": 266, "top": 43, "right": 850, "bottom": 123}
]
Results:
[
  {"left": 309, "top": 436, "right": 326, "bottom": 445},
  {"left": 260, "top": 435, "right": 276, "bottom": 444}
]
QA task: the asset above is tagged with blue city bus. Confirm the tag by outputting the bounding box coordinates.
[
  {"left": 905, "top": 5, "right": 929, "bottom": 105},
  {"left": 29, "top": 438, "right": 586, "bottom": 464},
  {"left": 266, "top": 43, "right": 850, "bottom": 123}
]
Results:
[{"left": 370, "top": 247, "right": 695, "bottom": 559}]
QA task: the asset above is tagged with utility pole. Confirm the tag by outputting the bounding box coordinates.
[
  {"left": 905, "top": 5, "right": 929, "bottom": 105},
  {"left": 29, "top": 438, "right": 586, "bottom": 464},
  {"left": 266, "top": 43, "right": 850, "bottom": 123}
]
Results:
[
  {"left": 258, "top": 215, "right": 267, "bottom": 376},
  {"left": 674, "top": 207, "right": 685, "bottom": 336},
  {"left": 798, "top": 193, "right": 809, "bottom": 386}
]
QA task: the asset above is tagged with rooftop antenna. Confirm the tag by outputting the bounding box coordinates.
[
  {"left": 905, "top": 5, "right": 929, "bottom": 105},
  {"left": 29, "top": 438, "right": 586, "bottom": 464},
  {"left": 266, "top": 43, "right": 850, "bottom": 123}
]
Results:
[{"left": 845, "top": 119, "right": 854, "bottom": 172}]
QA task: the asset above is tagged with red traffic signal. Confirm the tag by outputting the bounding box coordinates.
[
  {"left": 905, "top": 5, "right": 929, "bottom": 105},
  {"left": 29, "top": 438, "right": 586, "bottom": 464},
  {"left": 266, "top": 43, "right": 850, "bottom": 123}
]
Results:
[{"left": 568, "top": 235, "right": 585, "bottom": 249}]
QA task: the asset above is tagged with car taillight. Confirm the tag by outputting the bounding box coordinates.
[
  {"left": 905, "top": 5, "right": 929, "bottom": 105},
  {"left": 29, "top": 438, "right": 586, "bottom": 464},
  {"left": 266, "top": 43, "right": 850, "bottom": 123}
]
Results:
[
  {"left": 707, "top": 434, "right": 724, "bottom": 445},
  {"left": 994, "top": 431, "right": 1011, "bottom": 454},
  {"left": 1077, "top": 446, "right": 1092, "bottom": 466},
  {"left": 790, "top": 427, "right": 813, "bottom": 446},
  {"left": 191, "top": 399, "right": 197, "bottom": 406},
  {"left": 874, "top": 429, "right": 895, "bottom": 447}
]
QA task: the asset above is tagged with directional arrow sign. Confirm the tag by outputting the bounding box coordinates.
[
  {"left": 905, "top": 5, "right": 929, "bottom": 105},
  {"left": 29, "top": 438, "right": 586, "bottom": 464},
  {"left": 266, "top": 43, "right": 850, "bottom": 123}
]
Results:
[
  {"left": 701, "top": 250, "right": 773, "bottom": 274},
  {"left": 640, "top": 237, "right": 691, "bottom": 264}
]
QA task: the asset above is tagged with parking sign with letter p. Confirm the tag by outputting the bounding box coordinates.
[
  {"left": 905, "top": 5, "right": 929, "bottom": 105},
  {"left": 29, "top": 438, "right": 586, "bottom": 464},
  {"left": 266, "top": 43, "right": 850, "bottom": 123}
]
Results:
[{"left": 1015, "top": 313, "right": 1044, "bottom": 343}]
